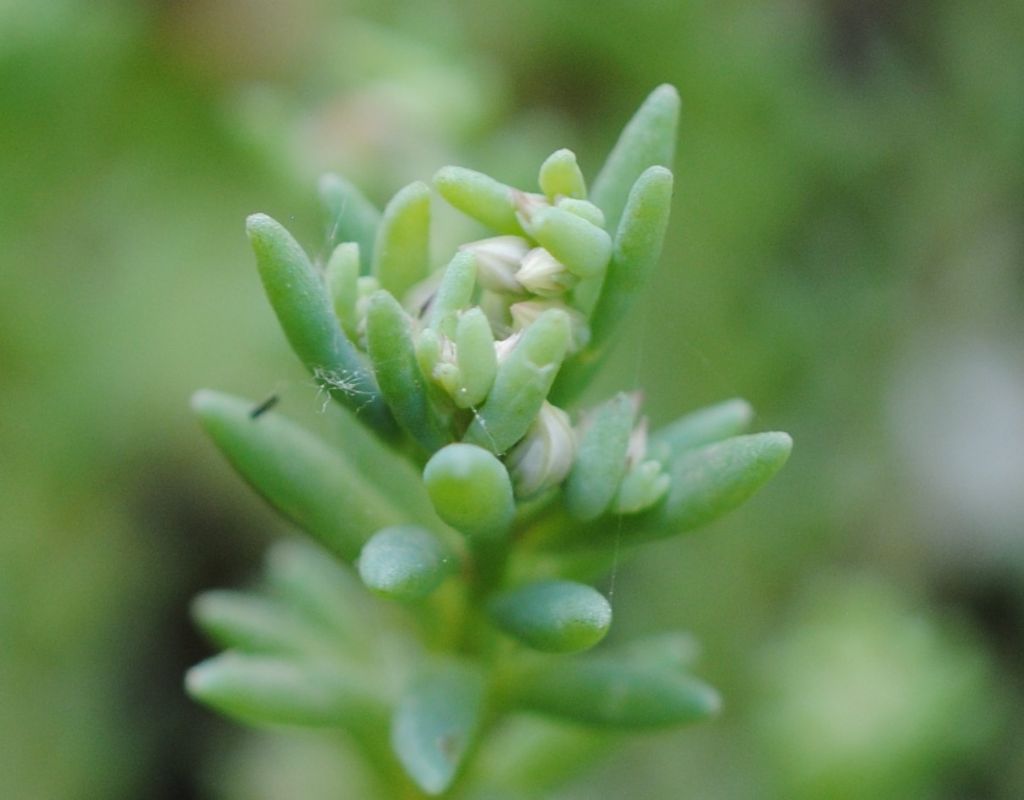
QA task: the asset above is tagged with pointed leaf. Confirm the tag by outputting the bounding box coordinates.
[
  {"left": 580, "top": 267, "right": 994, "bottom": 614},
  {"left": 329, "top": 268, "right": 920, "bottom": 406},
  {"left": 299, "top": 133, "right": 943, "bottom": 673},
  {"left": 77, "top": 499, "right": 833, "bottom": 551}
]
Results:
[
  {"left": 392, "top": 660, "right": 485, "bottom": 795},
  {"left": 365, "top": 290, "right": 449, "bottom": 452},
  {"left": 590, "top": 83, "right": 679, "bottom": 232},
  {"left": 319, "top": 172, "right": 381, "bottom": 268},
  {"left": 488, "top": 580, "right": 611, "bottom": 653},
  {"left": 246, "top": 213, "right": 391, "bottom": 431},
  {"left": 192, "top": 390, "right": 404, "bottom": 561},
  {"left": 423, "top": 443, "right": 515, "bottom": 539},
  {"left": 434, "top": 166, "right": 523, "bottom": 234},
  {"left": 358, "top": 525, "right": 455, "bottom": 601},
  {"left": 463, "top": 309, "right": 572, "bottom": 454},
  {"left": 565, "top": 392, "right": 638, "bottom": 521},
  {"left": 372, "top": 181, "right": 431, "bottom": 301}
]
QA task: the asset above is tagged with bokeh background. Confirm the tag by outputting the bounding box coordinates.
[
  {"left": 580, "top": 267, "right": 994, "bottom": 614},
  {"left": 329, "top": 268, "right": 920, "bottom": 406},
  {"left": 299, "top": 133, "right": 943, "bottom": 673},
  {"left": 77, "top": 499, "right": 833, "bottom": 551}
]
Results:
[{"left": 2, "top": 1, "right": 1023, "bottom": 797}]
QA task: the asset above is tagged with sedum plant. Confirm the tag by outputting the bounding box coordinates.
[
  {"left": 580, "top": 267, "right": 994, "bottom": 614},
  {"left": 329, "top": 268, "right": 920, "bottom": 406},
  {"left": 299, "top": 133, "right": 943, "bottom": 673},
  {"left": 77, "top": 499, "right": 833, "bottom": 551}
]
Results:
[{"left": 187, "top": 84, "right": 792, "bottom": 798}]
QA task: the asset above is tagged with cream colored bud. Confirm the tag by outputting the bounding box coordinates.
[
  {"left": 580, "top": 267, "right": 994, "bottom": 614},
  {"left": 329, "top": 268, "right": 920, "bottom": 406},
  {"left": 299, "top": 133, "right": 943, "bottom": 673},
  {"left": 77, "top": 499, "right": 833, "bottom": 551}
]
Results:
[
  {"left": 459, "top": 236, "right": 529, "bottom": 294},
  {"left": 516, "top": 247, "right": 577, "bottom": 297},
  {"left": 493, "top": 331, "right": 523, "bottom": 365},
  {"left": 510, "top": 299, "right": 590, "bottom": 354},
  {"left": 624, "top": 415, "right": 649, "bottom": 469},
  {"left": 511, "top": 189, "right": 550, "bottom": 233},
  {"left": 507, "top": 402, "right": 576, "bottom": 498}
]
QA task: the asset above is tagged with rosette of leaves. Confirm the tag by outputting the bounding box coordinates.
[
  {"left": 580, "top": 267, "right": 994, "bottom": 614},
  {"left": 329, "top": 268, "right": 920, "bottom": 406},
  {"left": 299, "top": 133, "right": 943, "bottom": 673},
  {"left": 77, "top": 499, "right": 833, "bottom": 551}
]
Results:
[{"left": 188, "top": 85, "right": 792, "bottom": 798}]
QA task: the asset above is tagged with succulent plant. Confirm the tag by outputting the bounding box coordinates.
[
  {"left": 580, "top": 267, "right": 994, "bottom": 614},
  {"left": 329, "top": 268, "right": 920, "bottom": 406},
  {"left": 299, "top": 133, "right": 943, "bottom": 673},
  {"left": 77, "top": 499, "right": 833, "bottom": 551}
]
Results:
[{"left": 187, "top": 84, "right": 792, "bottom": 798}]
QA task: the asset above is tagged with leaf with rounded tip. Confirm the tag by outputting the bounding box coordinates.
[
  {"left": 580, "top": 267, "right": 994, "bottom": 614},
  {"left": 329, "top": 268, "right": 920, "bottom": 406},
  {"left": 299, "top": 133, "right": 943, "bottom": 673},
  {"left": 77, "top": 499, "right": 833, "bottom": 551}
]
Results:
[
  {"left": 365, "top": 290, "right": 449, "bottom": 452},
  {"left": 505, "top": 655, "right": 720, "bottom": 729},
  {"left": 488, "top": 580, "right": 611, "bottom": 653},
  {"left": 319, "top": 172, "right": 381, "bottom": 268},
  {"left": 423, "top": 444, "right": 515, "bottom": 539},
  {"left": 246, "top": 213, "right": 391, "bottom": 431},
  {"left": 358, "top": 525, "right": 454, "bottom": 601},
  {"left": 650, "top": 398, "right": 754, "bottom": 461},
  {"left": 191, "top": 590, "right": 325, "bottom": 654},
  {"left": 325, "top": 242, "right": 361, "bottom": 341},
  {"left": 192, "top": 390, "right": 404, "bottom": 561},
  {"left": 463, "top": 309, "right": 571, "bottom": 454},
  {"left": 434, "top": 166, "right": 522, "bottom": 234},
  {"left": 391, "top": 660, "right": 485, "bottom": 795},
  {"left": 454, "top": 308, "right": 497, "bottom": 409},
  {"left": 538, "top": 148, "right": 587, "bottom": 200},
  {"left": 565, "top": 392, "right": 638, "bottom": 521},
  {"left": 372, "top": 181, "right": 431, "bottom": 301},
  {"left": 427, "top": 250, "right": 477, "bottom": 337},
  {"left": 264, "top": 539, "right": 377, "bottom": 647},
  {"left": 618, "top": 432, "right": 793, "bottom": 544},
  {"left": 590, "top": 83, "right": 680, "bottom": 232},
  {"left": 529, "top": 206, "right": 611, "bottom": 279},
  {"left": 555, "top": 166, "right": 673, "bottom": 402},
  {"left": 186, "top": 653, "right": 386, "bottom": 729}
]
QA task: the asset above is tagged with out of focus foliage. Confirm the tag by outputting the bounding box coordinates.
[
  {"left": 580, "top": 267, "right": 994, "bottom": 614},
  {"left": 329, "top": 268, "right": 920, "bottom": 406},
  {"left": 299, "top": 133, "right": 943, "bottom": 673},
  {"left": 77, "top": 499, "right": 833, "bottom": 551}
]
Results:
[{"left": 1, "top": 1, "right": 1022, "bottom": 798}]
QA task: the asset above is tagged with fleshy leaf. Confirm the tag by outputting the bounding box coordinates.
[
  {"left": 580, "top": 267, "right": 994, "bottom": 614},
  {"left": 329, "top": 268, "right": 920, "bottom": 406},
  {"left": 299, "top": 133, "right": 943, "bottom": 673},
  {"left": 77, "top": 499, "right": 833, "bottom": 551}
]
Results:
[
  {"left": 454, "top": 307, "right": 498, "bottom": 409},
  {"left": 619, "top": 432, "right": 793, "bottom": 543},
  {"left": 529, "top": 206, "right": 612, "bottom": 279},
  {"left": 650, "top": 398, "right": 754, "bottom": 460},
  {"left": 246, "top": 213, "right": 391, "bottom": 431},
  {"left": 186, "top": 653, "right": 384, "bottom": 729},
  {"left": 423, "top": 443, "right": 515, "bottom": 539},
  {"left": 319, "top": 172, "right": 381, "bottom": 268},
  {"left": 192, "top": 390, "right": 404, "bottom": 561},
  {"left": 538, "top": 148, "right": 587, "bottom": 201},
  {"left": 264, "top": 539, "right": 377, "bottom": 647},
  {"left": 564, "top": 392, "right": 638, "bottom": 521},
  {"left": 427, "top": 250, "right": 477, "bottom": 337},
  {"left": 505, "top": 654, "right": 720, "bottom": 729},
  {"left": 372, "top": 181, "right": 431, "bottom": 302},
  {"left": 358, "top": 525, "right": 454, "bottom": 601},
  {"left": 463, "top": 308, "right": 572, "bottom": 454},
  {"left": 589, "top": 83, "right": 680, "bottom": 233},
  {"left": 434, "top": 166, "right": 523, "bottom": 234},
  {"left": 191, "top": 590, "right": 324, "bottom": 655},
  {"left": 556, "top": 166, "right": 673, "bottom": 401},
  {"left": 488, "top": 580, "right": 611, "bottom": 653},
  {"left": 392, "top": 660, "right": 485, "bottom": 795},
  {"left": 365, "top": 290, "right": 449, "bottom": 452},
  {"left": 325, "top": 242, "right": 361, "bottom": 341}
]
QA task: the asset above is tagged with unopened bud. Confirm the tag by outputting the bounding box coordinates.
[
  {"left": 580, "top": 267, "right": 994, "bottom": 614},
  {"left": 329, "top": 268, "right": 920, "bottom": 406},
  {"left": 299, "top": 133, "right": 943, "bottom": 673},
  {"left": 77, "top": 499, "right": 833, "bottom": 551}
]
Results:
[
  {"left": 459, "top": 236, "right": 529, "bottom": 294},
  {"left": 510, "top": 299, "right": 590, "bottom": 354},
  {"left": 511, "top": 189, "right": 550, "bottom": 234},
  {"left": 613, "top": 459, "right": 670, "bottom": 515},
  {"left": 516, "top": 247, "right": 577, "bottom": 297},
  {"left": 507, "top": 402, "right": 576, "bottom": 498},
  {"left": 493, "top": 331, "right": 523, "bottom": 365}
]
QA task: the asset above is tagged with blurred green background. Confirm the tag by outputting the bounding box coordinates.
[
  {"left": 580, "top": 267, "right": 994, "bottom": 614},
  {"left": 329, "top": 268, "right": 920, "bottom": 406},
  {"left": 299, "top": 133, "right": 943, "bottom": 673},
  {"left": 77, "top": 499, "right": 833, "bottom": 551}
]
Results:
[{"left": 2, "top": 0, "right": 1023, "bottom": 797}]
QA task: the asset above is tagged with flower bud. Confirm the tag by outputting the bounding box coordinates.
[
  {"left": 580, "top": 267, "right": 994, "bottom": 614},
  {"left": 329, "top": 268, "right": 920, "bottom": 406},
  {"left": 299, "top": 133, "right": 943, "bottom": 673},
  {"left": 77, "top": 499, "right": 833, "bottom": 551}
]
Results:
[
  {"left": 510, "top": 299, "right": 590, "bottom": 354},
  {"left": 511, "top": 189, "right": 551, "bottom": 234},
  {"left": 507, "top": 402, "right": 576, "bottom": 498},
  {"left": 516, "top": 247, "right": 577, "bottom": 297},
  {"left": 613, "top": 459, "right": 670, "bottom": 515},
  {"left": 459, "top": 236, "right": 529, "bottom": 294}
]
